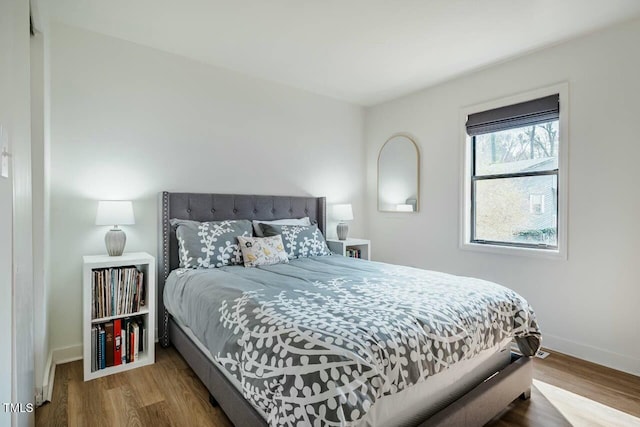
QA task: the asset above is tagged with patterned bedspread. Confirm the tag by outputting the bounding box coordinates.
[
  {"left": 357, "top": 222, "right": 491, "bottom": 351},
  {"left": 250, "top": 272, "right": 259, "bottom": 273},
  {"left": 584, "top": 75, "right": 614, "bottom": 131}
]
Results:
[{"left": 164, "top": 256, "right": 541, "bottom": 426}]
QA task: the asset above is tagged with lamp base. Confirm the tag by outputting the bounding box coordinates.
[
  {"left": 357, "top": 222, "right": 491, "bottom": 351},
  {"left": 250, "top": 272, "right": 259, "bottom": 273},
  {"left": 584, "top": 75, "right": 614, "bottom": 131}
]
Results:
[
  {"left": 105, "top": 228, "right": 126, "bottom": 256},
  {"left": 337, "top": 222, "right": 349, "bottom": 240}
]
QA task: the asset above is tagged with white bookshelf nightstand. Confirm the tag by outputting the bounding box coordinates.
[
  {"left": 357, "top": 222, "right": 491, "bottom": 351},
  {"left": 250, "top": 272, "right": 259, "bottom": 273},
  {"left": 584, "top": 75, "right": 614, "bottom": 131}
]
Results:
[
  {"left": 326, "top": 238, "right": 371, "bottom": 261},
  {"left": 82, "top": 252, "right": 155, "bottom": 381}
]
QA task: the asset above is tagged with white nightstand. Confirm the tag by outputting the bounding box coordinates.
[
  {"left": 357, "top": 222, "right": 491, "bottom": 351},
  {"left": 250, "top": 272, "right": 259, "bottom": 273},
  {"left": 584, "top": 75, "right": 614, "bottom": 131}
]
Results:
[
  {"left": 326, "top": 238, "right": 371, "bottom": 261},
  {"left": 82, "top": 252, "right": 155, "bottom": 381}
]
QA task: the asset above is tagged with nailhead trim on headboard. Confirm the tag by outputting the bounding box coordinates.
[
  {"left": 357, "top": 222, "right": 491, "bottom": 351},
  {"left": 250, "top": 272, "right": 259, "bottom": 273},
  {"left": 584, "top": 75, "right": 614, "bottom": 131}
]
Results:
[
  {"left": 161, "top": 192, "right": 171, "bottom": 347},
  {"left": 162, "top": 193, "right": 169, "bottom": 280}
]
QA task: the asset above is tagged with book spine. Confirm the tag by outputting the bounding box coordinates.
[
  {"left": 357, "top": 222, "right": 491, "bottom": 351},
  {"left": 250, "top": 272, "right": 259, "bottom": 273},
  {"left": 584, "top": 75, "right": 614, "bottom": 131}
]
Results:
[
  {"left": 123, "top": 318, "right": 130, "bottom": 364},
  {"left": 132, "top": 322, "right": 139, "bottom": 362},
  {"left": 123, "top": 268, "right": 128, "bottom": 313},
  {"left": 132, "top": 270, "right": 137, "bottom": 314},
  {"left": 106, "top": 269, "right": 110, "bottom": 317},
  {"left": 96, "top": 325, "right": 101, "bottom": 370},
  {"left": 105, "top": 269, "right": 109, "bottom": 318},
  {"left": 110, "top": 268, "right": 115, "bottom": 316},
  {"left": 100, "top": 270, "right": 105, "bottom": 318},
  {"left": 91, "top": 272, "right": 95, "bottom": 319},
  {"left": 99, "top": 326, "right": 106, "bottom": 370},
  {"left": 97, "top": 271, "right": 102, "bottom": 318},
  {"left": 91, "top": 326, "right": 97, "bottom": 372},
  {"left": 132, "top": 270, "right": 139, "bottom": 313},
  {"left": 120, "top": 269, "right": 124, "bottom": 315},
  {"left": 129, "top": 325, "right": 133, "bottom": 363},
  {"left": 124, "top": 270, "right": 130, "bottom": 314},
  {"left": 113, "top": 319, "right": 122, "bottom": 366},
  {"left": 130, "top": 268, "right": 135, "bottom": 312},
  {"left": 127, "top": 268, "right": 132, "bottom": 313},
  {"left": 118, "top": 269, "right": 124, "bottom": 315},
  {"left": 138, "top": 319, "right": 144, "bottom": 354},
  {"left": 98, "top": 270, "right": 102, "bottom": 318},
  {"left": 142, "top": 325, "right": 146, "bottom": 354},
  {"left": 105, "top": 321, "right": 114, "bottom": 367},
  {"left": 121, "top": 328, "right": 127, "bottom": 365},
  {"left": 139, "top": 271, "right": 145, "bottom": 307}
]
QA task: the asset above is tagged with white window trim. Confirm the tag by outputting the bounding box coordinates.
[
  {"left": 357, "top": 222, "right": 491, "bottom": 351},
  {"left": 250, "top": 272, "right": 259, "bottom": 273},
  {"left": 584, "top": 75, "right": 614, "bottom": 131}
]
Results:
[{"left": 459, "top": 83, "right": 569, "bottom": 260}]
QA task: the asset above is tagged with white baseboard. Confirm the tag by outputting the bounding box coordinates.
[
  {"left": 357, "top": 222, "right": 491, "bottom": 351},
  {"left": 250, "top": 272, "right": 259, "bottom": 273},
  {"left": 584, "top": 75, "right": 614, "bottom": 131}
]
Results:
[
  {"left": 40, "top": 351, "right": 53, "bottom": 404},
  {"left": 35, "top": 386, "right": 44, "bottom": 407},
  {"left": 41, "top": 344, "right": 83, "bottom": 403},
  {"left": 543, "top": 334, "right": 640, "bottom": 376},
  {"left": 52, "top": 344, "right": 83, "bottom": 365}
]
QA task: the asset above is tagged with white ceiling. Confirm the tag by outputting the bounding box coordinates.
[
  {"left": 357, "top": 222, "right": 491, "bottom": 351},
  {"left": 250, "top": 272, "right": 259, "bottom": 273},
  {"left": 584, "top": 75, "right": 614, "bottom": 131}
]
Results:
[{"left": 48, "top": 0, "right": 640, "bottom": 106}]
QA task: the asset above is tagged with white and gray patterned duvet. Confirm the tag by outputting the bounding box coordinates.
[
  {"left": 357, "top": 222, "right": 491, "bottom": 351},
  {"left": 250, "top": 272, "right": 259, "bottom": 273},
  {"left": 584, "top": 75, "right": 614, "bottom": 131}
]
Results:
[{"left": 164, "top": 256, "right": 541, "bottom": 426}]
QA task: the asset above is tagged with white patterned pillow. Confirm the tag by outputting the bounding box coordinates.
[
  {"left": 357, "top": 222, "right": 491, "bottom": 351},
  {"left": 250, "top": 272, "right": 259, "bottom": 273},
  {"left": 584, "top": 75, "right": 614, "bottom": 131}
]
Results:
[
  {"left": 259, "top": 224, "right": 332, "bottom": 259},
  {"left": 171, "top": 219, "right": 253, "bottom": 268},
  {"left": 237, "top": 235, "right": 289, "bottom": 267}
]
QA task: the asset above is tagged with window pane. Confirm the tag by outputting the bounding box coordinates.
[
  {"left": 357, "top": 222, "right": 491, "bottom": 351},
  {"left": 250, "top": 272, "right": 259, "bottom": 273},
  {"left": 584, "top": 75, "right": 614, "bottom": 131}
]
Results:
[
  {"left": 474, "top": 175, "right": 557, "bottom": 246},
  {"left": 475, "top": 120, "right": 559, "bottom": 176}
]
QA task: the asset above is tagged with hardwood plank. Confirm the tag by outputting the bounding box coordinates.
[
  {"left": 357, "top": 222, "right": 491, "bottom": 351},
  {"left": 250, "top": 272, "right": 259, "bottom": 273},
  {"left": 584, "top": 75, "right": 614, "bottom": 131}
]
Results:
[
  {"left": 125, "top": 367, "right": 164, "bottom": 407},
  {"left": 175, "top": 367, "right": 232, "bottom": 427},
  {"left": 486, "top": 385, "right": 572, "bottom": 426},
  {"left": 102, "top": 368, "right": 130, "bottom": 390},
  {"left": 36, "top": 345, "right": 639, "bottom": 426},
  {"left": 531, "top": 351, "right": 640, "bottom": 418},
  {"left": 66, "top": 378, "right": 84, "bottom": 427},
  {"left": 136, "top": 402, "right": 175, "bottom": 427},
  {"left": 104, "top": 385, "right": 143, "bottom": 427},
  {"left": 153, "top": 346, "right": 175, "bottom": 365},
  {"left": 532, "top": 379, "right": 640, "bottom": 426},
  {"left": 36, "top": 361, "right": 71, "bottom": 427}
]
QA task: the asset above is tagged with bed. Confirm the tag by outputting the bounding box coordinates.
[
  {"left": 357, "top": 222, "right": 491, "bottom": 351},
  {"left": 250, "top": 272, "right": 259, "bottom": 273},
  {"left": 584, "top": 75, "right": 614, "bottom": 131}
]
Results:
[{"left": 157, "top": 192, "right": 540, "bottom": 427}]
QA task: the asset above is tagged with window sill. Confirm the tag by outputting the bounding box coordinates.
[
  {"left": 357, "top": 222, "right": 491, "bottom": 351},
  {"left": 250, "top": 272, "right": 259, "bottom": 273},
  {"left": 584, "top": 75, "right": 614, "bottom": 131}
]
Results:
[{"left": 460, "top": 241, "right": 566, "bottom": 260}]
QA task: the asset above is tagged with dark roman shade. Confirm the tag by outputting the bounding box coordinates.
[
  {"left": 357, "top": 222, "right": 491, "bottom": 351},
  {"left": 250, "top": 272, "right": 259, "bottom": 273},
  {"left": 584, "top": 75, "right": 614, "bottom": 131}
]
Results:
[{"left": 466, "top": 94, "right": 559, "bottom": 137}]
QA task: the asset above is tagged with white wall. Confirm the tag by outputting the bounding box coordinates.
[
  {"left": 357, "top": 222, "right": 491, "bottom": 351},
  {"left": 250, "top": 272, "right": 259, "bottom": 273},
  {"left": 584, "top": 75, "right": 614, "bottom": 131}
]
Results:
[
  {"left": 365, "top": 19, "right": 640, "bottom": 375},
  {"left": 49, "top": 24, "right": 365, "bottom": 352},
  {"left": 30, "top": 0, "right": 53, "bottom": 403},
  {"left": 0, "top": 2, "right": 20, "bottom": 425},
  {"left": 0, "top": 0, "right": 35, "bottom": 425},
  {"left": 31, "top": 29, "right": 51, "bottom": 404}
]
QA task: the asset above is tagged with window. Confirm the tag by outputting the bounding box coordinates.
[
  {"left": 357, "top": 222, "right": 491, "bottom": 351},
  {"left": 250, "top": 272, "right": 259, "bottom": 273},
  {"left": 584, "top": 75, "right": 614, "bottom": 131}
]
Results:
[{"left": 465, "top": 93, "right": 561, "bottom": 251}]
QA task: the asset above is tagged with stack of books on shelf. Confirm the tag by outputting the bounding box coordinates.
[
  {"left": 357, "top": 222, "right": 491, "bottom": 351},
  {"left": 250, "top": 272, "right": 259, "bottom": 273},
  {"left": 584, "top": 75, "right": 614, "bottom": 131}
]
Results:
[
  {"left": 91, "top": 316, "right": 147, "bottom": 372},
  {"left": 92, "top": 266, "right": 145, "bottom": 319},
  {"left": 346, "top": 248, "right": 363, "bottom": 258}
]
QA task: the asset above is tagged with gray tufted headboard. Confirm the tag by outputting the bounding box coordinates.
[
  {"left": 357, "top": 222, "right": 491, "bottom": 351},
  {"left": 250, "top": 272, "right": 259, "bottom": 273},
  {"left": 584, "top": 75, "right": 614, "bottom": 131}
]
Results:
[{"left": 157, "top": 192, "right": 327, "bottom": 345}]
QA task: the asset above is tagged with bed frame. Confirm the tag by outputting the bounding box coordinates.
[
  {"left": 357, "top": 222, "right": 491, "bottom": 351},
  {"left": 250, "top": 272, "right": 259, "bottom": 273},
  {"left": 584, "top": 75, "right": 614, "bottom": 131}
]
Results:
[{"left": 158, "top": 191, "right": 533, "bottom": 427}]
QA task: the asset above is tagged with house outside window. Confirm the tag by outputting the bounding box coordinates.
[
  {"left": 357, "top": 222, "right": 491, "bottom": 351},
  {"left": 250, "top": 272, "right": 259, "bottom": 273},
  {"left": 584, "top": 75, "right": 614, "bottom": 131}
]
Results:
[
  {"left": 461, "top": 85, "right": 568, "bottom": 259},
  {"left": 529, "top": 194, "right": 545, "bottom": 214}
]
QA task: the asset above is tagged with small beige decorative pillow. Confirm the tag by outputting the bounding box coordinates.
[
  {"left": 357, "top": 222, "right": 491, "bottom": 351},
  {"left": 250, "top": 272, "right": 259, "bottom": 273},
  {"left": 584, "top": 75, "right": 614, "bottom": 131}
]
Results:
[{"left": 237, "top": 235, "right": 289, "bottom": 267}]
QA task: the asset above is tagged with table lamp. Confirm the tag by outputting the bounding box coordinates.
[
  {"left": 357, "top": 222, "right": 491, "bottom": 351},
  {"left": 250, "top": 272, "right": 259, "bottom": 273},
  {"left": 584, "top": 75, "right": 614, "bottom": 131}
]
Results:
[
  {"left": 95, "top": 200, "right": 135, "bottom": 256},
  {"left": 333, "top": 204, "right": 353, "bottom": 240}
]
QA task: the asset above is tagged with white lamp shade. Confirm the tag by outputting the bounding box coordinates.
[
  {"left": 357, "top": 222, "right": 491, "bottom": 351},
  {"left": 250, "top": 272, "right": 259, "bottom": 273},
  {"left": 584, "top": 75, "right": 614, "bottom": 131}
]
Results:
[
  {"left": 96, "top": 201, "right": 135, "bottom": 226},
  {"left": 333, "top": 204, "right": 354, "bottom": 221}
]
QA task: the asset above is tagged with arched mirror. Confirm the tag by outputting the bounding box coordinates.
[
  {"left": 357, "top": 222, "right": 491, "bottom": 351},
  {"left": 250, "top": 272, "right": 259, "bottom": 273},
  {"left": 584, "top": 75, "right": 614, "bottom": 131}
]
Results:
[{"left": 378, "top": 134, "right": 419, "bottom": 212}]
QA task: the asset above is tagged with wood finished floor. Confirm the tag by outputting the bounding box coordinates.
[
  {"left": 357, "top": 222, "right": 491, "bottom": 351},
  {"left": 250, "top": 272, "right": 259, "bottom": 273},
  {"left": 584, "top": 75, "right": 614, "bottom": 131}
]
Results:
[{"left": 36, "top": 345, "right": 640, "bottom": 427}]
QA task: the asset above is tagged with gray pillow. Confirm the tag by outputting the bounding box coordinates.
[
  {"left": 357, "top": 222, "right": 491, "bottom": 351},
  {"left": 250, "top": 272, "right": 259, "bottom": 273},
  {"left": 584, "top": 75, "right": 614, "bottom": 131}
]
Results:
[
  {"left": 171, "top": 219, "right": 253, "bottom": 268},
  {"left": 259, "top": 223, "right": 332, "bottom": 259},
  {"left": 252, "top": 216, "right": 311, "bottom": 237}
]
